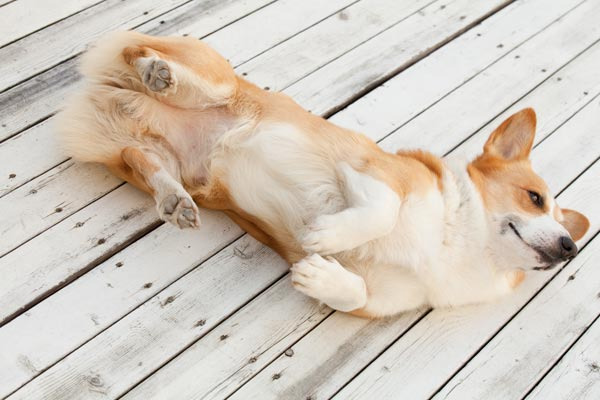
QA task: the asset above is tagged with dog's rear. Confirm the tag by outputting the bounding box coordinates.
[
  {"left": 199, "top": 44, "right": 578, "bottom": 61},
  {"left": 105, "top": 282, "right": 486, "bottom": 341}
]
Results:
[{"left": 57, "top": 31, "right": 246, "bottom": 229}]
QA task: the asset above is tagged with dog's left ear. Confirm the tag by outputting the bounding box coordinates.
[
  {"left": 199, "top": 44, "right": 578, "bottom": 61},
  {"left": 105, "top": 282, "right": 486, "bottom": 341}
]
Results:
[
  {"left": 484, "top": 108, "right": 536, "bottom": 160},
  {"left": 560, "top": 208, "right": 590, "bottom": 241}
]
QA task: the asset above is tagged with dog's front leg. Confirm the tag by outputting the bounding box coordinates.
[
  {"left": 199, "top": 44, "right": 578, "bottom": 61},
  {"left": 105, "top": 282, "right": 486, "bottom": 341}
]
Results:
[
  {"left": 120, "top": 147, "right": 200, "bottom": 229},
  {"left": 302, "top": 162, "right": 401, "bottom": 254},
  {"left": 291, "top": 254, "right": 367, "bottom": 312}
]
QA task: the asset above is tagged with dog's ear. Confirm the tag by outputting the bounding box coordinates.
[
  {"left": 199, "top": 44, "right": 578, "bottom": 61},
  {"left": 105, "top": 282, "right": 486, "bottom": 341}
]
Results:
[
  {"left": 560, "top": 208, "right": 590, "bottom": 241},
  {"left": 483, "top": 108, "right": 536, "bottom": 160}
]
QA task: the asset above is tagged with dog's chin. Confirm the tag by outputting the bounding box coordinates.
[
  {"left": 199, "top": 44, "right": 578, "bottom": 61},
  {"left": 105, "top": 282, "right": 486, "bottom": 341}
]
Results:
[{"left": 507, "top": 222, "right": 560, "bottom": 271}]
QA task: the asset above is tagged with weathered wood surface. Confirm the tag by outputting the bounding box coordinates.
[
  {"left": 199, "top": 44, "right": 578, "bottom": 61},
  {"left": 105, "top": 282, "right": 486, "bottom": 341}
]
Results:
[{"left": 1, "top": 0, "right": 598, "bottom": 399}]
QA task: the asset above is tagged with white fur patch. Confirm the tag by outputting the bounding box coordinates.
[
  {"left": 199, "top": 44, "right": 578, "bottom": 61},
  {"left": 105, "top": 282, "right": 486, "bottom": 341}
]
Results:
[{"left": 302, "top": 162, "right": 401, "bottom": 254}]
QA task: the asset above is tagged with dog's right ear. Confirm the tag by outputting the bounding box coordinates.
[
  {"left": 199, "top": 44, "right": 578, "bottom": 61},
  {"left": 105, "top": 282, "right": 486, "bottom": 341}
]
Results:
[
  {"left": 483, "top": 108, "right": 536, "bottom": 161},
  {"left": 560, "top": 208, "right": 590, "bottom": 242}
]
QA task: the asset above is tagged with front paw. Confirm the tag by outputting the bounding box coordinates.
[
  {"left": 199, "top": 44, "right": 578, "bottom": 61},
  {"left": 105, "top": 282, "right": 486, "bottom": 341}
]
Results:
[
  {"left": 291, "top": 254, "right": 366, "bottom": 312},
  {"left": 302, "top": 214, "right": 359, "bottom": 255},
  {"left": 158, "top": 192, "right": 200, "bottom": 229}
]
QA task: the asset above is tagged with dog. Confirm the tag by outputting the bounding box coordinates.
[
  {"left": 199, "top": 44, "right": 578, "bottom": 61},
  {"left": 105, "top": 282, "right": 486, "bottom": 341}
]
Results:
[{"left": 57, "top": 31, "right": 589, "bottom": 318}]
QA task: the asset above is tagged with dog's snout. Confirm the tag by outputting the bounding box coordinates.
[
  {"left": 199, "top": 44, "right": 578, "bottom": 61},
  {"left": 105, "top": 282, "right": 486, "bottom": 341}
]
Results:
[{"left": 559, "top": 236, "right": 577, "bottom": 259}]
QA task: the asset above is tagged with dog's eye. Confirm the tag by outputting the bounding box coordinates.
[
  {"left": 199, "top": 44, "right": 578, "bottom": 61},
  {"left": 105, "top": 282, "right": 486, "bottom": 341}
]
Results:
[{"left": 528, "top": 191, "right": 544, "bottom": 208}]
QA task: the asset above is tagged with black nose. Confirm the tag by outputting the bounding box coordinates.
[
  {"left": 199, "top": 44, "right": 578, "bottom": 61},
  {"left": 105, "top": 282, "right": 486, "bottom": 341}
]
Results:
[{"left": 559, "top": 236, "right": 578, "bottom": 259}]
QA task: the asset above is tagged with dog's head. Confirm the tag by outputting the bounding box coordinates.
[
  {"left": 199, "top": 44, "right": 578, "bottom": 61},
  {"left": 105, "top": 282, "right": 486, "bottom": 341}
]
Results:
[{"left": 468, "top": 108, "right": 589, "bottom": 270}]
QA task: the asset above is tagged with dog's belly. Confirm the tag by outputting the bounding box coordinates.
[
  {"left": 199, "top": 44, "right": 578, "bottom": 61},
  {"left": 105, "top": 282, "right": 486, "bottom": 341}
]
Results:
[{"left": 215, "top": 122, "right": 346, "bottom": 237}]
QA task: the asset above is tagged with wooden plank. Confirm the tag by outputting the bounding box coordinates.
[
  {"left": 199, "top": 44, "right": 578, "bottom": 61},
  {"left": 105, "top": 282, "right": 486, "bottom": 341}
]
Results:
[
  {"left": 0, "top": 0, "right": 272, "bottom": 94},
  {"left": 235, "top": 0, "right": 434, "bottom": 90},
  {"left": 0, "top": 210, "right": 241, "bottom": 398},
  {"left": 377, "top": 0, "right": 600, "bottom": 155},
  {"left": 328, "top": 0, "right": 585, "bottom": 138},
  {"left": 289, "top": 0, "right": 521, "bottom": 116},
  {"left": 333, "top": 115, "right": 600, "bottom": 399},
  {"left": 0, "top": 0, "right": 102, "bottom": 47},
  {"left": 5, "top": 236, "right": 288, "bottom": 400},
  {"left": 21, "top": 3, "right": 600, "bottom": 399},
  {"left": 125, "top": 276, "right": 333, "bottom": 400},
  {"left": 0, "top": 161, "right": 121, "bottom": 257},
  {"left": 0, "top": 0, "right": 506, "bottom": 319},
  {"left": 526, "top": 317, "right": 600, "bottom": 400},
  {"left": 434, "top": 235, "right": 600, "bottom": 399}
]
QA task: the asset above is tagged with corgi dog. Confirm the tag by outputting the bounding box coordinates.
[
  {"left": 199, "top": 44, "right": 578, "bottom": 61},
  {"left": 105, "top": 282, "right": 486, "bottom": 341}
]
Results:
[{"left": 57, "top": 32, "right": 589, "bottom": 318}]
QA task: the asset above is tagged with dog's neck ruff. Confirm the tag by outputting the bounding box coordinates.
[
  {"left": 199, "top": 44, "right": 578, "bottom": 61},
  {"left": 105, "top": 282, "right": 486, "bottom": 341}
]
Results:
[{"left": 442, "top": 156, "right": 509, "bottom": 272}]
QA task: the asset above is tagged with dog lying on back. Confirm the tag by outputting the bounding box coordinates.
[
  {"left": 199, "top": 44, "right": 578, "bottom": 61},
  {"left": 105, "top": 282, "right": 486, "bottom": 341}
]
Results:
[{"left": 58, "top": 31, "right": 589, "bottom": 318}]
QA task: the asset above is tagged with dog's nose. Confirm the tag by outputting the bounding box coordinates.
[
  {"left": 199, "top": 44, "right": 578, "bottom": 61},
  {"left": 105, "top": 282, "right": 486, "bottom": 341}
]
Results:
[{"left": 559, "top": 236, "right": 578, "bottom": 259}]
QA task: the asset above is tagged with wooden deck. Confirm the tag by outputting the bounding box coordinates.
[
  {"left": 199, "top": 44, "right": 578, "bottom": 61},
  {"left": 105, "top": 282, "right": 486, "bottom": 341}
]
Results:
[{"left": 1, "top": 0, "right": 599, "bottom": 398}]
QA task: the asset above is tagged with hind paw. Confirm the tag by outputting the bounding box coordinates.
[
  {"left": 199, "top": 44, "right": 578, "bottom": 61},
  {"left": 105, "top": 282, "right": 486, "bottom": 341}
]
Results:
[
  {"left": 138, "top": 58, "right": 177, "bottom": 93},
  {"left": 158, "top": 192, "right": 200, "bottom": 229}
]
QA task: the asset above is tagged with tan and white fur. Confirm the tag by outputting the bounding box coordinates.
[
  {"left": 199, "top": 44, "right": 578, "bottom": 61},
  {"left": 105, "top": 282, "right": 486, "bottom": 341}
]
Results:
[{"left": 57, "top": 32, "right": 590, "bottom": 318}]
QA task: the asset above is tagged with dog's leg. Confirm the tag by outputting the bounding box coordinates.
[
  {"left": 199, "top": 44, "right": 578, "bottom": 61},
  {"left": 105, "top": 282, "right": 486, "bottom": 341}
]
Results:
[
  {"left": 123, "top": 45, "right": 236, "bottom": 108},
  {"left": 302, "top": 162, "right": 401, "bottom": 254},
  {"left": 291, "top": 254, "right": 367, "bottom": 312},
  {"left": 120, "top": 147, "right": 200, "bottom": 229}
]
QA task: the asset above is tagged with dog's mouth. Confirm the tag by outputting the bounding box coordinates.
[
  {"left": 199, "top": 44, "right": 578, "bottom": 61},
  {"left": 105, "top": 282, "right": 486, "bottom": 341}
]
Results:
[{"left": 508, "top": 222, "right": 557, "bottom": 270}]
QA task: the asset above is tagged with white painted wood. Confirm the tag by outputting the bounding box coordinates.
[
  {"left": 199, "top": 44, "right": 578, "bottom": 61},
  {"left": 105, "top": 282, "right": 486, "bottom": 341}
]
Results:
[
  {"left": 0, "top": 161, "right": 120, "bottom": 256},
  {"left": 6, "top": 236, "right": 288, "bottom": 400},
  {"left": 527, "top": 318, "right": 600, "bottom": 400},
  {"left": 236, "top": 0, "right": 435, "bottom": 90},
  {"left": 203, "top": 0, "right": 355, "bottom": 66},
  {"left": 0, "top": 210, "right": 240, "bottom": 398},
  {"left": 290, "top": 0, "right": 520, "bottom": 116},
  {"left": 434, "top": 234, "right": 600, "bottom": 399},
  {"left": 328, "top": 0, "right": 583, "bottom": 138},
  {"left": 0, "top": 119, "right": 65, "bottom": 196},
  {"left": 333, "top": 136, "right": 600, "bottom": 399},
  {"left": 378, "top": 0, "right": 600, "bottom": 155},
  {"left": 125, "top": 276, "right": 331, "bottom": 400},
  {"left": 0, "top": 0, "right": 272, "bottom": 93},
  {"left": 0, "top": 185, "right": 159, "bottom": 323},
  {"left": 0, "top": 0, "right": 101, "bottom": 47},
  {"left": 0, "top": 0, "right": 506, "bottom": 315},
  {"left": 223, "top": 99, "right": 600, "bottom": 400},
  {"left": 227, "top": 311, "right": 423, "bottom": 400}
]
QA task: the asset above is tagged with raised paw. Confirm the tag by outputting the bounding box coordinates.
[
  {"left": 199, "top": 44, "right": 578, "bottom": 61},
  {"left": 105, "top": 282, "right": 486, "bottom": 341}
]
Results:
[
  {"left": 158, "top": 192, "right": 200, "bottom": 229},
  {"left": 140, "top": 58, "right": 176, "bottom": 93},
  {"left": 291, "top": 254, "right": 366, "bottom": 312},
  {"left": 302, "top": 214, "right": 358, "bottom": 255}
]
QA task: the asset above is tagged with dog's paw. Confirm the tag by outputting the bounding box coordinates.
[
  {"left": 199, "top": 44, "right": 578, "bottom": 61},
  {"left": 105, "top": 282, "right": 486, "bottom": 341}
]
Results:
[
  {"left": 291, "top": 254, "right": 366, "bottom": 312},
  {"left": 302, "top": 214, "right": 357, "bottom": 255},
  {"left": 140, "top": 58, "right": 177, "bottom": 93},
  {"left": 158, "top": 192, "right": 200, "bottom": 229}
]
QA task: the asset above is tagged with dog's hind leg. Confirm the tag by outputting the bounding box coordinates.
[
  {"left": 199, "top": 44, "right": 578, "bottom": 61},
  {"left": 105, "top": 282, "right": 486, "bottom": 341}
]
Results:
[
  {"left": 112, "top": 147, "right": 200, "bottom": 229},
  {"left": 122, "top": 40, "right": 238, "bottom": 109},
  {"left": 302, "top": 162, "right": 401, "bottom": 255}
]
